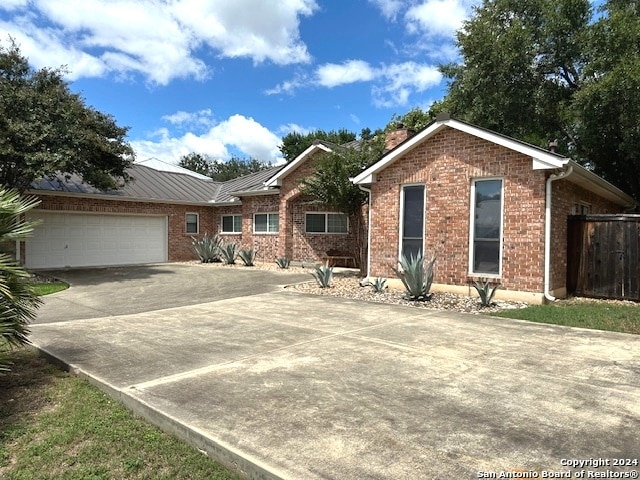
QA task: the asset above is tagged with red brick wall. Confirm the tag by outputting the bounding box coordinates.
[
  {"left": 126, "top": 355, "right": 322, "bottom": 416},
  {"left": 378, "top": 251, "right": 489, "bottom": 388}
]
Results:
[
  {"left": 215, "top": 205, "right": 243, "bottom": 247},
  {"left": 550, "top": 179, "right": 621, "bottom": 291},
  {"left": 33, "top": 194, "right": 214, "bottom": 262},
  {"left": 276, "top": 151, "right": 358, "bottom": 262},
  {"left": 240, "top": 195, "right": 280, "bottom": 262},
  {"left": 369, "top": 128, "right": 548, "bottom": 293}
]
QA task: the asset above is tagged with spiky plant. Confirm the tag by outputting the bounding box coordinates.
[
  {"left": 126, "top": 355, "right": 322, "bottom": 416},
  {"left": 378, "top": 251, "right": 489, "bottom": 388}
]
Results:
[
  {"left": 275, "top": 257, "right": 291, "bottom": 269},
  {"left": 311, "top": 265, "right": 333, "bottom": 288},
  {"left": 472, "top": 279, "right": 500, "bottom": 307},
  {"left": 220, "top": 242, "right": 240, "bottom": 265},
  {"left": 238, "top": 247, "right": 256, "bottom": 266},
  {"left": 369, "top": 277, "right": 387, "bottom": 293},
  {"left": 0, "top": 189, "right": 42, "bottom": 371},
  {"left": 392, "top": 252, "right": 436, "bottom": 301},
  {"left": 191, "top": 233, "right": 223, "bottom": 263}
]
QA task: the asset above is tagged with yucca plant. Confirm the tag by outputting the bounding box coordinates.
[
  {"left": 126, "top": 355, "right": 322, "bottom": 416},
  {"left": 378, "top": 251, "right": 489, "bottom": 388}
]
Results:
[
  {"left": 311, "top": 265, "right": 333, "bottom": 288},
  {"left": 238, "top": 247, "right": 256, "bottom": 266},
  {"left": 472, "top": 279, "right": 500, "bottom": 307},
  {"left": 191, "top": 233, "right": 222, "bottom": 263},
  {"left": 275, "top": 257, "right": 291, "bottom": 269},
  {"left": 392, "top": 252, "right": 436, "bottom": 301},
  {"left": 220, "top": 242, "right": 240, "bottom": 265}
]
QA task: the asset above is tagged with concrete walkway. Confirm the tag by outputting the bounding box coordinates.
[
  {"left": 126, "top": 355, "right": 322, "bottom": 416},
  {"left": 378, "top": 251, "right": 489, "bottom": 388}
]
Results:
[{"left": 30, "top": 266, "right": 640, "bottom": 479}]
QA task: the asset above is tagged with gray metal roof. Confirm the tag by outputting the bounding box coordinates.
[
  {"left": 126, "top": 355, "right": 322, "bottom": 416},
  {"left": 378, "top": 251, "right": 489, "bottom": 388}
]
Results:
[{"left": 30, "top": 163, "right": 284, "bottom": 205}]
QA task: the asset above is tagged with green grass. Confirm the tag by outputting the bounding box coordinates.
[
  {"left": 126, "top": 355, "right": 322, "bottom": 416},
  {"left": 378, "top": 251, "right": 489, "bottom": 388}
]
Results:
[
  {"left": 492, "top": 301, "right": 640, "bottom": 335},
  {"left": 0, "top": 347, "right": 240, "bottom": 480},
  {"left": 32, "top": 282, "right": 68, "bottom": 296}
]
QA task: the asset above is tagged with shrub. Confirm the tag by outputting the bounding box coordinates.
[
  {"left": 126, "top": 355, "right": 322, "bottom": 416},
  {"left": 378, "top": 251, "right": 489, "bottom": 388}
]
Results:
[
  {"left": 392, "top": 252, "right": 436, "bottom": 301},
  {"left": 238, "top": 247, "right": 256, "bottom": 266},
  {"left": 472, "top": 279, "right": 500, "bottom": 307},
  {"left": 311, "top": 265, "right": 333, "bottom": 288},
  {"left": 191, "top": 233, "right": 222, "bottom": 263},
  {"left": 275, "top": 257, "right": 291, "bottom": 269},
  {"left": 220, "top": 243, "right": 239, "bottom": 265}
]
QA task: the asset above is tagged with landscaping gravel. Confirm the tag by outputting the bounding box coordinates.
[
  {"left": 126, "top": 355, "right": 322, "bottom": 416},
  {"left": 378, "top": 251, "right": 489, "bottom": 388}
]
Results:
[{"left": 184, "top": 260, "right": 530, "bottom": 314}]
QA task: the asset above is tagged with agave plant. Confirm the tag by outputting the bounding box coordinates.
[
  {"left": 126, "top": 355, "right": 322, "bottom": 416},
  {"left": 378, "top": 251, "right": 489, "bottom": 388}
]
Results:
[
  {"left": 369, "top": 277, "right": 387, "bottom": 293},
  {"left": 472, "top": 279, "right": 500, "bottom": 307},
  {"left": 220, "top": 242, "right": 240, "bottom": 265},
  {"left": 392, "top": 252, "right": 436, "bottom": 301},
  {"left": 311, "top": 265, "right": 333, "bottom": 288},
  {"left": 275, "top": 257, "right": 291, "bottom": 269},
  {"left": 238, "top": 247, "right": 256, "bottom": 266},
  {"left": 191, "top": 233, "right": 223, "bottom": 263}
]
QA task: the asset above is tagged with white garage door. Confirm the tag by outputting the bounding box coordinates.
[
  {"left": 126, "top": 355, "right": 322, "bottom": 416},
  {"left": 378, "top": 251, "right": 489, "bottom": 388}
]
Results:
[{"left": 26, "top": 212, "right": 168, "bottom": 269}]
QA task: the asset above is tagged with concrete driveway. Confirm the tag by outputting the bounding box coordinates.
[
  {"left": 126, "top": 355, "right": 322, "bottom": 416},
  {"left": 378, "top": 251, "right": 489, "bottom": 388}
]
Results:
[{"left": 30, "top": 265, "right": 640, "bottom": 479}]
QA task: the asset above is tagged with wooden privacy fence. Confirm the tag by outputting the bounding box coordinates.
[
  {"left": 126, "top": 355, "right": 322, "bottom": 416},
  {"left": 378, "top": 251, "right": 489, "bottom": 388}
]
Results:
[{"left": 567, "top": 215, "right": 640, "bottom": 301}]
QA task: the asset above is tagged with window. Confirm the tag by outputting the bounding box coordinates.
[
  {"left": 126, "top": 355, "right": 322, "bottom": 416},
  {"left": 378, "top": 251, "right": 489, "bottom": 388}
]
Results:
[
  {"left": 572, "top": 202, "right": 591, "bottom": 215},
  {"left": 305, "top": 213, "right": 348, "bottom": 234},
  {"left": 254, "top": 213, "right": 279, "bottom": 233},
  {"left": 221, "top": 215, "right": 242, "bottom": 233},
  {"left": 470, "top": 179, "right": 503, "bottom": 275},
  {"left": 186, "top": 213, "right": 199, "bottom": 234},
  {"left": 400, "top": 185, "right": 425, "bottom": 259}
]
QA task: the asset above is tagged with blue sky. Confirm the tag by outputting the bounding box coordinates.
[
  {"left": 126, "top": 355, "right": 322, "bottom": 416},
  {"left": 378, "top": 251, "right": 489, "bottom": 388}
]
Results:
[{"left": 0, "top": 0, "right": 597, "bottom": 165}]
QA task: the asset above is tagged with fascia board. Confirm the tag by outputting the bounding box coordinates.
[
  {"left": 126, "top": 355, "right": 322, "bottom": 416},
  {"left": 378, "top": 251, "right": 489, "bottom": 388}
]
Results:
[{"left": 264, "top": 143, "right": 333, "bottom": 187}]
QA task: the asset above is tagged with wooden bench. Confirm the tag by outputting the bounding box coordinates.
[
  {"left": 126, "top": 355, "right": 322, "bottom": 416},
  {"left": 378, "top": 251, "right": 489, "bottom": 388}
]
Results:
[{"left": 323, "top": 250, "right": 357, "bottom": 268}]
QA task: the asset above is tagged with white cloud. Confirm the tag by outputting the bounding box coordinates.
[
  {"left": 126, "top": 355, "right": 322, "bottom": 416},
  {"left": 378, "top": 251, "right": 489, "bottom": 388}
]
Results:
[
  {"left": 2, "top": 0, "right": 318, "bottom": 84},
  {"left": 368, "top": 0, "right": 404, "bottom": 21},
  {"left": 406, "top": 0, "right": 472, "bottom": 37},
  {"left": 131, "top": 113, "right": 284, "bottom": 164},
  {"left": 0, "top": 0, "right": 29, "bottom": 11},
  {"left": 316, "top": 60, "right": 376, "bottom": 88},
  {"left": 161, "top": 109, "right": 216, "bottom": 132}
]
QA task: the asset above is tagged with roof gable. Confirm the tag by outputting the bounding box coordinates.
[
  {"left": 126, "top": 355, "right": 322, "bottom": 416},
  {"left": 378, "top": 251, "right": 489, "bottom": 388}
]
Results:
[
  {"left": 264, "top": 141, "right": 334, "bottom": 187},
  {"left": 352, "top": 114, "right": 568, "bottom": 185}
]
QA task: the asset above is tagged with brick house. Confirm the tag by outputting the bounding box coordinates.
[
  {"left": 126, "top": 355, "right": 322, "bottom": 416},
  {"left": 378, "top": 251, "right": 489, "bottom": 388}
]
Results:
[
  {"left": 352, "top": 114, "right": 636, "bottom": 303},
  {"left": 23, "top": 146, "right": 358, "bottom": 270}
]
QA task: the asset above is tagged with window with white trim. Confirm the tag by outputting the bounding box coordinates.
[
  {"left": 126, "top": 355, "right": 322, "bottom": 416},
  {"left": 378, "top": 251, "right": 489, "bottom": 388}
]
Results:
[
  {"left": 254, "top": 213, "right": 279, "bottom": 233},
  {"left": 185, "top": 213, "right": 199, "bottom": 234},
  {"left": 400, "top": 185, "right": 425, "bottom": 259},
  {"left": 221, "top": 215, "right": 242, "bottom": 233},
  {"left": 305, "top": 213, "right": 348, "bottom": 234},
  {"left": 470, "top": 178, "right": 503, "bottom": 275}
]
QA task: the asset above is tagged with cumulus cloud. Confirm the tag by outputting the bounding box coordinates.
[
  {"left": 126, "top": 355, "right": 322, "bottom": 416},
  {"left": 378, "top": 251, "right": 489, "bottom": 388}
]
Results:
[
  {"left": 406, "top": 0, "right": 474, "bottom": 37},
  {"left": 316, "top": 60, "right": 376, "bottom": 88},
  {"left": 368, "top": 0, "right": 404, "bottom": 21},
  {"left": 131, "top": 113, "right": 284, "bottom": 165},
  {"left": 2, "top": 0, "right": 318, "bottom": 84}
]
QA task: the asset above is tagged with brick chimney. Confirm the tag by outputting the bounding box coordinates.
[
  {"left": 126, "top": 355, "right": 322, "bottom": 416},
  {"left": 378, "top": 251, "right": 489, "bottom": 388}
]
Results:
[{"left": 385, "top": 123, "right": 416, "bottom": 151}]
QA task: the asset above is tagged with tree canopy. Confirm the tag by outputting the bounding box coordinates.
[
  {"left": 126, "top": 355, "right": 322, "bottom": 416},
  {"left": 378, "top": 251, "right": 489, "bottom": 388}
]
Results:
[
  {"left": 178, "top": 153, "right": 270, "bottom": 182},
  {"left": 0, "top": 40, "right": 134, "bottom": 192},
  {"left": 279, "top": 129, "right": 357, "bottom": 163},
  {"left": 434, "top": 0, "right": 640, "bottom": 199}
]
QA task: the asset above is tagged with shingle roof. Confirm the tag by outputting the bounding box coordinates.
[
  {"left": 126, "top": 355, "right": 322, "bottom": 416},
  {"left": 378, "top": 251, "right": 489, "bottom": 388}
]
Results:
[{"left": 30, "top": 163, "right": 284, "bottom": 205}]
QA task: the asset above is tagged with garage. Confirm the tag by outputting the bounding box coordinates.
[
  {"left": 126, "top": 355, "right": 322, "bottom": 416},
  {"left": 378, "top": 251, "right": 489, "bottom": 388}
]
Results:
[{"left": 25, "top": 211, "right": 168, "bottom": 269}]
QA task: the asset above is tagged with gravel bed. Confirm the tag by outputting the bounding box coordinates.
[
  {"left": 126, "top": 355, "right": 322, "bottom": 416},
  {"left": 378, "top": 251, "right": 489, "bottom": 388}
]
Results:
[{"left": 183, "top": 260, "right": 530, "bottom": 314}]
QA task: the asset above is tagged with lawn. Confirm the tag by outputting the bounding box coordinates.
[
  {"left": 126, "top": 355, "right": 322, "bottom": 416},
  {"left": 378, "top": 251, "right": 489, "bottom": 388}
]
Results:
[
  {"left": 0, "top": 347, "right": 240, "bottom": 480},
  {"left": 492, "top": 300, "right": 640, "bottom": 335},
  {"left": 32, "top": 281, "right": 68, "bottom": 296}
]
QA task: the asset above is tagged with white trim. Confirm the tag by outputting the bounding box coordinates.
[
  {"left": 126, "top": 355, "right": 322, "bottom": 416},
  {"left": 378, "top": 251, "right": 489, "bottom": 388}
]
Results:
[
  {"left": 304, "top": 212, "right": 349, "bottom": 234},
  {"left": 352, "top": 118, "right": 567, "bottom": 185},
  {"left": 264, "top": 143, "right": 333, "bottom": 187},
  {"left": 468, "top": 177, "right": 504, "bottom": 277},
  {"left": 398, "top": 184, "right": 426, "bottom": 261},
  {"left": 220, "top": 214, "right": 242, "bottom": 234},
  {"left": 253, "top": 212, "right": 279, "bottom": 234},
  {"left": 185, "top": 212, "right": 199, "bottom": 234}
]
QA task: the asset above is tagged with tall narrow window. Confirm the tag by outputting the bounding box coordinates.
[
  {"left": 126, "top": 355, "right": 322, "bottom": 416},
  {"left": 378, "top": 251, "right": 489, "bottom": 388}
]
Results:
[
  {"left": 471, "top": 179, "right": 503, "bottom": 275},
  {"left": 401, "top": 185, "right": 425, "bottom": 259}
]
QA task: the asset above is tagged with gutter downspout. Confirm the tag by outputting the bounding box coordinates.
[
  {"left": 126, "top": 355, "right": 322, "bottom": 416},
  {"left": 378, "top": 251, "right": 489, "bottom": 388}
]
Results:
[
  {"left": 544, "top": 165, "right": 573, "bottom": 302},
  {"left": 358, "top": 184, "right": 372, "bottom": 279}
]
